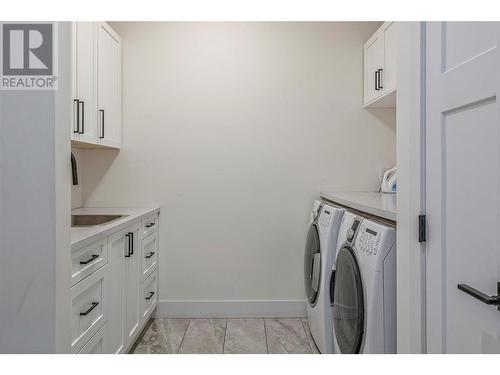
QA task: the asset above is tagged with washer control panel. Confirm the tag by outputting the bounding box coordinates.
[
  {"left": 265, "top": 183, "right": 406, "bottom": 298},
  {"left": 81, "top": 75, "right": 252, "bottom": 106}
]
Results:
[{"left": 355, "top": 221, "right": 381, "bottom": 256}]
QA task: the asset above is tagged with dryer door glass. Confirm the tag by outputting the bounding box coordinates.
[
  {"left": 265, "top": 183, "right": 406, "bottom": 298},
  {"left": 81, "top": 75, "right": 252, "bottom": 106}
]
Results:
[
  {"left": 333, "top": 246, "right": 364, "bottom": 353},
  {"left": 304, "top": 223, "right": 321, "bottom": 306}
]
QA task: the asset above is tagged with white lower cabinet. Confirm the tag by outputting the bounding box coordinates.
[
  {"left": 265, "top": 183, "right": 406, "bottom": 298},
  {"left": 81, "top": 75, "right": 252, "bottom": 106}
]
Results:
[
  {"left": 71, "top": 265, "right": 107, "bottom": 353},
  {"left": 72, "top": 211, "right": 159, "bottom": 354},
  {"left": 141, "top": 270, "right": 158, "bottom": 323},
  {"left": 104, "top": 229, "right": 126, "bottom": 354},
  {"left": 123, "top": 222, "right": 141, "bottom": 348},
  {"left": 78, "top": 326, "right": 105, "bottom": 354}
]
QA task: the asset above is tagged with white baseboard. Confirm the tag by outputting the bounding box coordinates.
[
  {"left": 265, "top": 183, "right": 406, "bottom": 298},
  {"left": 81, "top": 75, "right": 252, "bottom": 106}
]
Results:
[{"left": 155, "top": 299, "right": 306, "bottom": 318}]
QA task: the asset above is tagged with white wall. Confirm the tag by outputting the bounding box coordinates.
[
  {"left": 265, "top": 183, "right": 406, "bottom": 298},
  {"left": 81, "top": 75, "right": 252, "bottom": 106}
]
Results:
[
  {"left": 71, "top": 147, "right": 84, "bottom": 209},
  {"left": 0, "top": 22, "right": 71, "bottom": 352},
  {"left": 79, "top": 22, "right": 396, "bottom": 315}
]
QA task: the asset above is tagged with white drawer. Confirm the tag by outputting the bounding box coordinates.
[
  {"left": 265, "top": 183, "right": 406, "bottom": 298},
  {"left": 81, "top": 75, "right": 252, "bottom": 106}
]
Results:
[
  {"left": 141, "top": 270, "right": 158, "bottom": 322},
  {"left": 141, "top": 213, "right": 158, "bottom": 238},
  {"left": 71, "top": 265, "right": 107, "bottom": 353},
  {"left": 71, "top": 238, "right": 107, "bottom": 286},
  {"left": 78, "top": 325, "right": 105, "bottom": 354},
  {"left": 141, "top": 231, "right": 158, "bottom": 280}
]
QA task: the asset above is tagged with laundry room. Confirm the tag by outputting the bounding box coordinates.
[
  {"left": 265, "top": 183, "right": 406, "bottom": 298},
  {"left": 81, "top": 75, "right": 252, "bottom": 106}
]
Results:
[{"left": 2, "top": 0, "right": 499, "bottom": 365}]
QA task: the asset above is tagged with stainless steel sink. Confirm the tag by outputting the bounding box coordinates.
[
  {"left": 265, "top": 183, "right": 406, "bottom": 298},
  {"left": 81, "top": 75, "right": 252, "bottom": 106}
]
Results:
[{"left": 71, "top": 214, "right": 128, "bottom": 227}]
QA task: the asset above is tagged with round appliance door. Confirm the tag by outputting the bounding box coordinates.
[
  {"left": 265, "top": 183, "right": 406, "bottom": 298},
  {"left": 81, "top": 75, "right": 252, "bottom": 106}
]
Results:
[
  {"left": 304, "top": 223, "right": 321, "bottom": 306},
  {"left": 332, "top": 246, "right": 364, "bottom": 354}
]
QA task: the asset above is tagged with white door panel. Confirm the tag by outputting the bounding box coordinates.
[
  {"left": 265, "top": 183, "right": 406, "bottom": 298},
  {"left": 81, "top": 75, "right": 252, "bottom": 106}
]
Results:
[{"left": 426, "top": 21, "right": 500, "bottom": 353}]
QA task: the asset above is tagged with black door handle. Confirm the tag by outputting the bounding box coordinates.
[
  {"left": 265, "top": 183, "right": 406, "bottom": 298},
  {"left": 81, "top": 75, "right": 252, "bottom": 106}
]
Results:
[
  {"left": 74, "top": 99, "right": 80, "bottom": 133},
  {"left": 99, "top": 109, "right": 105, "bottom": 139},
  {"left": 125, "top": 233, "right": 131, "bottom": 257},
  {"left": 80, "top": 302, "right": 99, "bottom": 316},
  {"left": 145, "top": 291, "right": 155, "bottom": 300},
  {"left": 145, "top": 252, "right": 156, "bottom": 259},
  {"left": 80, "top": 254, "right": 99, "bottom": 265},
  {"left": 457, "top": 283, "right": 500, "bottom": 310}
]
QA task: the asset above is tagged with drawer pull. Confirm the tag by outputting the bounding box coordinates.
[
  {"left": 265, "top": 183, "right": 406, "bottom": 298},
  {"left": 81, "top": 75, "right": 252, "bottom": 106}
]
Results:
[
  {"left": 80, "top": 302, "right": 99, "bottom": 316},
  {"left": 145, "top": 223, "right": 155, "bottom": 228},
  {"left": 80, "top": 254, "right": 99, "bottom": 265},
  {"left": 145, "top": 252, "right": 156, "bottom": 259},
  {"left": 145, "top": 291, "right": 155, "bottom": 300}
]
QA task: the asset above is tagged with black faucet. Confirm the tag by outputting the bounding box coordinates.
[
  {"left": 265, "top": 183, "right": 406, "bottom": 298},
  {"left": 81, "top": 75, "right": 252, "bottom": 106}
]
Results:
[{"left": 71, "top": 152, "right": 78, "bottom": 185}]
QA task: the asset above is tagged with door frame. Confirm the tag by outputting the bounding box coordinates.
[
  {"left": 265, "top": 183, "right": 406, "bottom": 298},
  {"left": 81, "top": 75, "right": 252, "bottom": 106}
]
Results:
[{"left": 395, "top": 21, "right": 427, "bottom": 353}]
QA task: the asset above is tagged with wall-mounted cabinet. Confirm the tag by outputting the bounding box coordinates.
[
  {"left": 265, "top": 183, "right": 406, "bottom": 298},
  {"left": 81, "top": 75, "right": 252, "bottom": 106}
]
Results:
[
  {"left": 71, "top": 22, "right": 122, "bottom": 149},
  {"left": 363, "top": 22, "right": 397, "bottom": 108}
]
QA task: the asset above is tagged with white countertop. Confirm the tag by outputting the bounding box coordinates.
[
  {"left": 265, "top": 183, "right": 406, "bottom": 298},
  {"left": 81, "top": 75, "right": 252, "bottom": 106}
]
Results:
[
  {"left": 320, "top": 191, "right": 396, "bottom": 222},
  {"left": 71, "top": 207, "right": 160, "bottom": 248}
]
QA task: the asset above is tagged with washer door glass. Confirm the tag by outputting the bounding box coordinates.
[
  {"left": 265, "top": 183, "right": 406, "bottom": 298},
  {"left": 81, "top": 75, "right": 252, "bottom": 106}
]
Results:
[
  {"left": 304, "top": 223, "right": 321, "bottom": 306},
  {"left": 333, "top": 246, "right": 364, "bottom": 353}
]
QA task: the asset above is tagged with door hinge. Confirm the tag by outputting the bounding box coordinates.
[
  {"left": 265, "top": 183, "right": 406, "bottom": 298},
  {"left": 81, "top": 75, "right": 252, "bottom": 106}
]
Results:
[{"left": 418, "top": 214, "right": 426, "bottom": 242}]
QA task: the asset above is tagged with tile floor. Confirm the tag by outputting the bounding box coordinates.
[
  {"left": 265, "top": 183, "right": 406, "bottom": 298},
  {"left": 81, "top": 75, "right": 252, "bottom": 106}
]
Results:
[{"left": 133, "top": 318, "right": 320, "bottom": 354}]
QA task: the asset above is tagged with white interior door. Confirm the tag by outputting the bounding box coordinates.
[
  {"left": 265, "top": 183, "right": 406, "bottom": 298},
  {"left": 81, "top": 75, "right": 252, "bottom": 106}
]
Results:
[{"left": 426, "top": 22, "right": 500, "bottom": 353}]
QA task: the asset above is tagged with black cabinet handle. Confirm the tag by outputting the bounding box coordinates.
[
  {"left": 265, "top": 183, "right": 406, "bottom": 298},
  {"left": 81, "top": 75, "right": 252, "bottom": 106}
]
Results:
[
  {"left": 74, "top": 99, "right": 80, "bottom": 133},
  {"left": 128, "top": 232, "right": 134, "bottom": 255},
  {"left": 80, "top": 302, "right": 99, "bottom": 316},
  {"left": 145, "top": 252, "right": 156, "bottom": 259},
  {"left": 377, "top": 68, "right": 383, "bottom": 90},
  {"left": 457, "top": 283, "right": 500, "bottom": 310},
  {"left": 79, "top": 101, "right": 85, "bottom": 134},
  {"left": 125, "top": 233, "right": 131, "bottom": 257},
  {"left": 80, "top": 254, "right": 99, "bottom": 265},
  {"left": 99, "top": 109, "right": 105, "bottom": 139},
  {"left": 146, "top": 223, "right": 155, "bottom": 228},
  {"left": 374, "top": 71, "right": 379, "bottom": 91},
  {"left": 145, "top": 291, "right": 155, "bottom": 300}
]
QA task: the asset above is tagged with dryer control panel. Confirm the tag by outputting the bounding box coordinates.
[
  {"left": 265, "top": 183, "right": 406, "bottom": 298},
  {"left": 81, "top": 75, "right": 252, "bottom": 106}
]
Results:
[
  {"left": 355, "top": 221, "right": 381, "bottom": 256},
  {"left": 318, "top": 208, "right": 332, "bottom": 230}
]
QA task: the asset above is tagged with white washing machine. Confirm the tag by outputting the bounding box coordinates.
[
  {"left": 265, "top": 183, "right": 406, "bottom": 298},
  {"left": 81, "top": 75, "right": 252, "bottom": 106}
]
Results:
[
  {"left": 331, "top": 212, "right": 396, "bottom": 354},
  {"left": 304, "top": 200, "right": 344, "bottom": 353}
]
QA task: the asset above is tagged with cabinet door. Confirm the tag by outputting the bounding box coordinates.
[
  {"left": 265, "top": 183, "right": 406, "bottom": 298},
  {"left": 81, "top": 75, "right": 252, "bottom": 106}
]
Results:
[
  {"left": 73, "top": 22, "right": 98, "bottom": 144},
  {"left": 97, "top": 22, "right": 122, "bottom": 149},
  {"left": 364, "top": 33, "right": 384, "bottom": 104},
  {"left": 104, "top": 230, "right": 126, "bottom": 354},
  {"left": 383, "top": 22, "right": 397, "bottom": 93},
  {"left": 123, "top": 223, "right": 140, "bottom": 349}
]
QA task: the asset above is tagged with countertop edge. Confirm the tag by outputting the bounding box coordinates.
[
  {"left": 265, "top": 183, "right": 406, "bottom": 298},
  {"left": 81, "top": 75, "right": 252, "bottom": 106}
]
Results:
[
  {"left": 320, "top": 192, "right": 397, "bottom": 222},
  {"left": 71, "top": 207, "right": 160, "bottom": 249}
]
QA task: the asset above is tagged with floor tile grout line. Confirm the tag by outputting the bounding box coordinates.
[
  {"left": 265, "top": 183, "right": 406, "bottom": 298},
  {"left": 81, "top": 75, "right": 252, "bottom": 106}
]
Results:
[
  {"left": 263, "top": 318, "right": 270, "bottom": 354},
  {"left": 300, "top": 319, "right": 314, "bottom": 354},
  {"left": 221, "top": 319, "right": 228, "bottom": 354},
  {"left": 177, "top": 319, "right": 191, "bottom": 354}
]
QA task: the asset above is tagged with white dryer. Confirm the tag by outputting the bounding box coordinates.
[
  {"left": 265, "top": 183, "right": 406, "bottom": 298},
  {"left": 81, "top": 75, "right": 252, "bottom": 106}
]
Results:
[
  {"left": 304, "top": 200, "right": 344, "bottom": 353},
  {"left": 331, "top": 213, "right": 396, "bottom": 354}
]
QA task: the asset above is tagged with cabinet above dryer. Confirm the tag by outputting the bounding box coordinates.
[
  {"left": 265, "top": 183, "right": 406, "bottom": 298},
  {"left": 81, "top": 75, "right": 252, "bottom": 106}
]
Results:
[
  {"left": 71, "top": 22, "right": 122, "bottom": 149},
  {"left": 363, "top": 22, "right": 397, "bottom": 108}
]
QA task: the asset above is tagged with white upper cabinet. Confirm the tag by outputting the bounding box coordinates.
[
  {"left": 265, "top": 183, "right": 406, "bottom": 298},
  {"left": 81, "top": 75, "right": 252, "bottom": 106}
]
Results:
[
  {"left": 97, "top": 23, "right": 122, "bottom": 149},
  {"left": 363, "top": 22, "right": 397, "bottom": 108},
  {"left": 71, "top": 22, "right": 98, "bottom": 144},
  {"left": 72, "top": 22, "right": 122, "bottom": 149}
]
